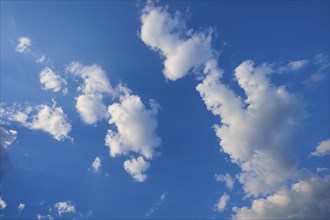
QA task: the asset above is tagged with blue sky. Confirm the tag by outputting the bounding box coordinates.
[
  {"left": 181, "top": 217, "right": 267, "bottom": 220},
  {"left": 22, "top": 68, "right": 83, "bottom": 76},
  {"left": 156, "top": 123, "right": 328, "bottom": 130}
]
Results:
[{"left": 0, "top": 1, "right": 329, "bottom": 219}]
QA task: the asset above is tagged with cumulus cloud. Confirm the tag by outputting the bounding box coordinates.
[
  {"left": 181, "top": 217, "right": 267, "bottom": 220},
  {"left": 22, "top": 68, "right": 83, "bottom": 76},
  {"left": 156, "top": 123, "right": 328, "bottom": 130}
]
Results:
[
  {"left": 1, "top": 103, "right": 72, "bottom": 141},
  {"left": 145, "top": 192, "right": 167, "bottom": 218},
  {"left": 215, "top": 173, "right": 234, "bottom": 190},
  {"left": 105, "top": 87, "right": 161, "bottom": 159},
  {"left": 17, "top": 203, "right": 25, "bottom": 213},
  {"left": 140, "top": 3, "right": 213, "bottom": 80},
  {"left": 40, "top": 67, "right": 67, "bottom": 93},
  {"left": 54, "top": 201, "right": 76, "bottom": 217},
  {"left": 91, "top": 156, "right": 101, "bottom": 173},
  {"left": 0, "top": 197, "right": 7, "bottom": 210},
  {"left": 16, "top": 37, "right": 32, "bottom": 53},
  {"left": 197, "top": 60, "right": 305, "bottom": 196},
  {"left": 310, "top": 139, "right": 330, "bottom": 157},
  {"left": 66, "top": 62, "right": 113, "bottom": 124},
  {"left": 215, "top": 193, "right": 230, "bottom": 212},
  {"left": 123, "top": 156, "right": 150, "bottom": 182},
  {"left": 233, "top": 173, "right": 330, "bottom": 219}
]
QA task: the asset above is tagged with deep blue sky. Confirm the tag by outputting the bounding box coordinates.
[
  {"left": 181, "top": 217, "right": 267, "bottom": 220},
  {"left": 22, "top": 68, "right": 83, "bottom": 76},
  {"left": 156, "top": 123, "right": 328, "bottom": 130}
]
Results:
[{"left": 1, "top": 1, "right": 329, "bottom": 219}]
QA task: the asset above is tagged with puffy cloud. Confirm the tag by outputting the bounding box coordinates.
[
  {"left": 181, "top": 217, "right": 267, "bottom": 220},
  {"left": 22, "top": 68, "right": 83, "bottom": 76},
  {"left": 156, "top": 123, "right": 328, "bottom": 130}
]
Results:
[
  {"left": 54, "top": 201, "right": 76, "bottom": 217},
  {"left": 215, "top": 173, "right": 234, "bottom": 190},
  {"left": 145, "top": 192, "right": 167, "bottom": 218},
  {"left": 310, "top": 139, "right": 330, "bottom": 157},
  {"left": 233, "top": 174, "right": 330, "bottom": 219},
  {"left": 91, "top": 156, "right": 101, "bottom": 173},
  {"left": 105, "top": 88, "right": 161, "bottom": 159},
  {"left": 215, "top": 193, "right": 230, "bottom": 212},
  {"left": 40, "top": 67, "right": 67, "bottom": 93},
  {"left": 66, "top": 62, "right": 113, "bottom": 124},
  {"left": 0, "top": 197, "right": 7, "bottom": 210},
  {"left": 16, "top": 37, "right": 31, "bottom": 53},
  {"left": 196, "top": 60, "right": 305, "bottom": 196},
  {"left": 17, "top": 203, "right": 25, "bottom": 212},
  {"left": 1, "top": 103, "right": 72, "bottom": 141},
  {"left": 140, "top": 3, "right": 213, "bottom": 80},
  {"left": 123, "top": 156, "right": 150, "bottom": 182}
]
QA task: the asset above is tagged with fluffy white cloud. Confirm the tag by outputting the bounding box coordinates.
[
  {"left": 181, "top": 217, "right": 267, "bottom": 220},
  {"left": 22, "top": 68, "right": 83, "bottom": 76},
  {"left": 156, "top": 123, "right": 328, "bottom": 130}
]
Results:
[
  {"left": 105, "top": 88, "right": 161, "bottom": 159},
  {"left": 40, "top": 67, "right": 67, "bottom": 93},
  {"left": 197, "top": 60, "right": 305, "bottom": 196},
  {"left": 1, "top": 103, "right": 72, "bottom": 141},
  {"left": 0, "top": 197, "right": 6, "bottom": 210},
  {"left": 17, "top": 203, "right": 25, "bottom": 212},
  {"left": 54, "top": 201, "right": 76, "bottom": 217},
  {"left": 91, "top": 156, "right": 101, "bottom": 173},
  {"left": 310, "top": 139, "right": 330, "bottom": 157},
  {"left": 140, "top": 3, "right": 213, "bottom": 80},
  {"left": 215, "top": 173, "right": 234, "bottom": 190},
  {"left": 233, "top": 173, "right": 330, "bottom": 219},
  {"left": 16, "top": 37, "right": 32, "bottom": 53},
  {"left": 215, "top": 193, "right": 230, "bottom": 212},
  {"left": 66, "top": 62, "right": 113, "bottom": 124},
  {"left": 123, "top": 156, "right": 150, "bottom": 182}
]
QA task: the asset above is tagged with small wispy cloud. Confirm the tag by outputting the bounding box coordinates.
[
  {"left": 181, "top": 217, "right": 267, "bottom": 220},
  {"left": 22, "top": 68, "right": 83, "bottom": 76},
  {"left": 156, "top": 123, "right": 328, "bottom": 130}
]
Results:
[
  {"left": 145, "top": 193, "right": 167, "bottom": 218},
  {"left": 16, "top": 37, "right": 32, "bottom": 53}
]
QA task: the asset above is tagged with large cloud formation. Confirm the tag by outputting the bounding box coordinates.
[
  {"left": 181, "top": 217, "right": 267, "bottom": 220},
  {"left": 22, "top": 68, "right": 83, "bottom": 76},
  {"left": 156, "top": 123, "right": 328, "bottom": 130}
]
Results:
[
  {"left": 140, "top": 3, "right": 213, "bottom": 81},
  {"left": 66, "top": 62, "right": 113, "bottom": 124}
]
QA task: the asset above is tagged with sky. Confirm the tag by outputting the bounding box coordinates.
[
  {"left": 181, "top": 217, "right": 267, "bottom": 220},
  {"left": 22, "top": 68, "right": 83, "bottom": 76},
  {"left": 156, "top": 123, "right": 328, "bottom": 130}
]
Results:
[{"left": 0, "top": 1, "right": 329, "bottom": 219}]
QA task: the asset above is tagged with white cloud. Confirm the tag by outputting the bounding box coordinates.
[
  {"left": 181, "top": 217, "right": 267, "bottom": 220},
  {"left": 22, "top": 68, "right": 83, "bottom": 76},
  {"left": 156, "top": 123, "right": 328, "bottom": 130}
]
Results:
[
  {"left": 91, "top": 156, "right": 101, "bottom": 173},
  {"left": 303, "top": 72, "right": 326, "bottom": 87},
  {"left": 36, "top": 55, "right": 46, "bottom": 64},
  {"left": 145, "top": 192, "right": 167, "bottom": 218},
  {"left": 215, "top": 193, "right": 230, "bottom": 212},
  {"left": 40, "top": 67, "right": 67, "bottom": 93},
  {"left": 66, "top": 62, "right": 113, "bottom": 124},
  {"left": 215, "top": 173, "right": 234, "bottom": 190},
  {"left": 0, "top": 197, "right": 6, "bottom": 210},
  {"left": 196, "top": 60, "right": 305, "bottom": 196},
  {"left": 317, "top": 167, "right": 329, "bottom": 174},
  {"left": 140, "top": 3, "right": 213, "bottom": 80},
  {"left": 105, "top": 87, "right": 161, "bottom": 159},
  {"left": 0, "top": 127, "right": 17, "bottom": 150},
  {"left": 16, "top": 37, "right": 32, "bottom": 53},
  {"left": 36, "top": 214, "right": 54, "bottom": 220},
  {"left": 54, "top": 201, "right": 76, "bottom": 217},
  {"left": 17, "top": 203, "right": 25, "bottom": 212},
  {"left": 233, "top": 173, "right": 330, "bottom": 219},
  {"left": 310, "top": 139, "right": 330, "bottom": 157},
  {"left": 278, "top": 60, "right": 309, "bottom": 72},
  {"left": 1, "top": 103, "right": 72, "bottom": 141},
  {"left": 123, "top": 156, "right": 150, "bottom": 182}
]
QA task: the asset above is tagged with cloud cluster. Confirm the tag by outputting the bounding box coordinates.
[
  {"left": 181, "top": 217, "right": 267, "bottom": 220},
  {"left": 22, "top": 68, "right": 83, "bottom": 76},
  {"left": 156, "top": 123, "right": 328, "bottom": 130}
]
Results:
[
  {"left": 40, "top": 67, "right": 67, "bottom": 94},
  {"left": 310, "top": 139, "right": 330, "bottom": 157},
  {"left": 123, "top": 156, "right": 150, "bottom": 182},
  {"left": 54, "top": 201, "right": 76, "bottom": 217},
  {"left": 1, "top": 103, "right": 72, "bottom": 141},
  {"left": 66, "top": 62, "right": 113, "bottom": 124},
  {"left": 16, "top": 37, "right": 32, "bottom": 53},
  {"left": 140, "top": 3, "right": 213, "bottom": 80}
]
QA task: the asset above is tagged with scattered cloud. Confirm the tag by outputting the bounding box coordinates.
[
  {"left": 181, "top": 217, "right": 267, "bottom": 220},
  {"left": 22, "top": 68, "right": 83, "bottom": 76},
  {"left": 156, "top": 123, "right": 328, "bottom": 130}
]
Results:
[
  {"left": 40, "top": 67, "right": 67, "bottom": 94},
  {"left": 36, "top": 214, "right": 54, "bottom": 220},
  {"left": 36, "top": 55, "right": 46, "bottom": 64},
  {"left": 215, "top": 193, "right": 230, "bottom": 212},
  {"left": 1, "top": 103, "right": 72, "bottom": 141},
  {"left": 233, "top": 173, "right": 330, "bottom": 219},
  {"left": 140, "top": 3, "right": 213, "bottom": 80},
  {"left": 278, "top": 60, "right": 309, "bottom": 73},
  {"left": 0, "top": 127, "right": 17, "bottom": 176},
  {"left": 66, "top": 62, "right": 113, "bottom": 124},
  {"left": 123, "top": 156, "right": 150, "bottom": 182},
  {"left": 310, "top": 139, "right": 330, "bottom": 157},
  {"left": 303, "top": 53, "right": 329, "bottom": 87},
  {"left": 16, "top": 37, "right": 32, "bottom": 53},
  {"left": 54, "top": 201, "right": 76, "bottom": 217},
  {"left": 215, "top": 173, "right": 234, "bottom": 190},
  {"left": 17, "top": 203, "right": 25, "bottom": 213},
  {"left": 105, "top": 86, "right": 161, "bottom": 159},
  {"left": 145, "top": 192, "right": 167, "bottom": 218},
  {"left": 0, "top": 197, "right": 7, "bottom": 210},
  {"left": 317, "top": 167, "right": 329, "bottom": 174},
  {"left": 91, "top": 156, "right": 102, "bottom": 173}
]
